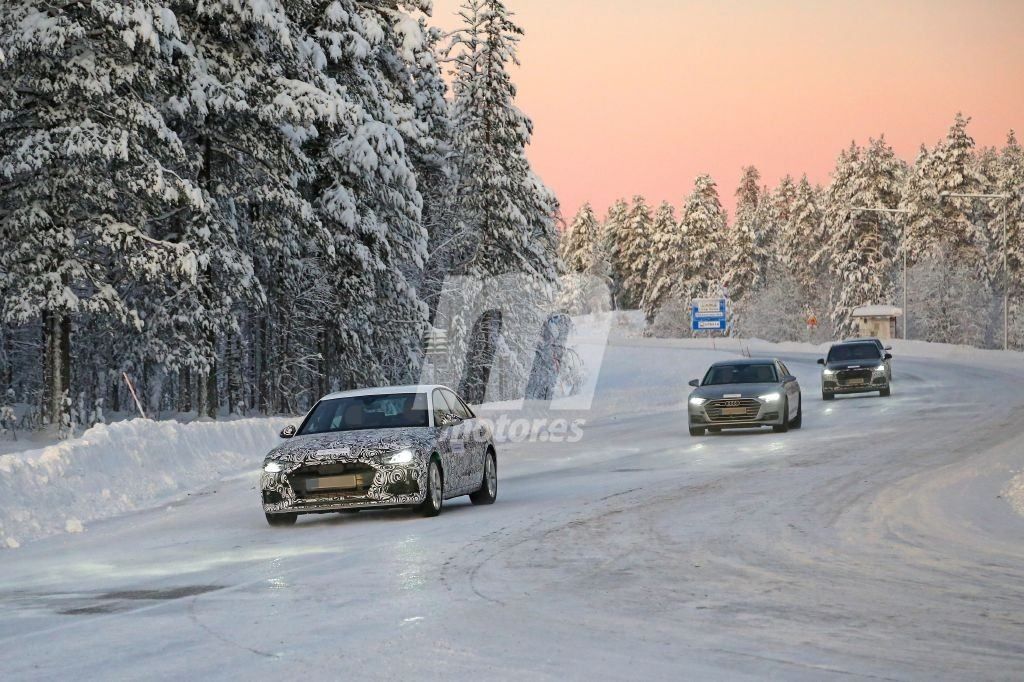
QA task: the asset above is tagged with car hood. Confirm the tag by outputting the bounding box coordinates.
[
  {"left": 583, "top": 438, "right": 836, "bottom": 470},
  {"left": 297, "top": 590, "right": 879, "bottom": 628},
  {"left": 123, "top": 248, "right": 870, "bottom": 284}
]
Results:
[
  {"left": 265, "top": 427, "right": 438, "bottom": 465},
  {"left": 824, "top": 359, "right": 884, "bottom": 371},
  {"left": 690, "top": 383, "right": 782, "bottom": 400}
]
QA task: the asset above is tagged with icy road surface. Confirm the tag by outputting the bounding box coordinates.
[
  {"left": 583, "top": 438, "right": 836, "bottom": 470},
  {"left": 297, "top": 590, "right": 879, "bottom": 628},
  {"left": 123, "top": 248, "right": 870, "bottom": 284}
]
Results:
[{"left": 3, "top": 341, "right": 1024, "bottom": 680}]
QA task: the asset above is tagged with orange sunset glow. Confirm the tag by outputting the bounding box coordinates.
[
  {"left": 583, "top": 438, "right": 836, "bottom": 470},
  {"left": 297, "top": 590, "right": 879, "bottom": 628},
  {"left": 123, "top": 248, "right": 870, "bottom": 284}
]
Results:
[{"left": 431, "top": 0, "right": 1024, "bottom": 218}]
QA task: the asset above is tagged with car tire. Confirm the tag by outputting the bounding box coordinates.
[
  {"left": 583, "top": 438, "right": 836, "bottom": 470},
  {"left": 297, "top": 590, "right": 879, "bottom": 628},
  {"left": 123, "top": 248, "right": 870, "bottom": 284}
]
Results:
[
  {"left": 791, "top": 396, "right": 803, "bottom": 429},
  {"left": 419, "top": 458, "right": 444, "bottom": 517},
  {"left": 689, "top": 426, "right": 705, "bottom": 437},
  {"left": 773, "top": 398, "right": 790, "bottom": 433},
  {"left": 470, "top": 450, "right": 498, "bottom": 506},
  {"left": 266, "top": 512, "right": 297, "bottom": 527},
  {"left": 822, "top": 392, "right": 835, "bottom": 401},
  {"left": 880, "top": 387, "right": 891, "bottom": 397}
]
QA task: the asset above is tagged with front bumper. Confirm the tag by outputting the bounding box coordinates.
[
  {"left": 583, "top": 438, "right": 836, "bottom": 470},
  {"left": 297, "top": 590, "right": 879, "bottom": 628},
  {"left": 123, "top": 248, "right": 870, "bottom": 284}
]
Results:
[
  {"left": 262, "top": 458, "right": 428, "bottom": 515},
  {"left": 822, "top": 372, "right": 889, "bottom": 394},
  {"left": 689, "top": 398, "right": 783, "bottom": 428}
]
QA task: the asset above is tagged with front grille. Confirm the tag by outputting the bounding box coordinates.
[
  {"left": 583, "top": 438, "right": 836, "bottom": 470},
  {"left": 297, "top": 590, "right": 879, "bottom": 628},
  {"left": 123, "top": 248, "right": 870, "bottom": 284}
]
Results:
[
  {"left": 836, "top": 369, "right": 872, "bottom": 386},
  {"left": 290, "top": 463, "right": 377, "bottom": 498},
  {"left": 705, "top": 398, "right": 761, "bottom": 423}
]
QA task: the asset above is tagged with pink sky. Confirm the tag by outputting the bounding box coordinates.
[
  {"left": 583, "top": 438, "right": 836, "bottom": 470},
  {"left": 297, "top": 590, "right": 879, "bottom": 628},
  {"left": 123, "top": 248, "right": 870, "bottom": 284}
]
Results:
[{"left": 430, "top": 0, "right": 1024, "bottom": 220}]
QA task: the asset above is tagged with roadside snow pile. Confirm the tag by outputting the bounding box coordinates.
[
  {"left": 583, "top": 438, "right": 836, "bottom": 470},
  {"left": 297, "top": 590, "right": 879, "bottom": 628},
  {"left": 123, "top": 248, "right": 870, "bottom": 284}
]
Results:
[
  {"left": 0, "top": 417, "right": 288, "bottom": 549},
  {"left": 1002, "top": 473, "right": 1024, "bottom": 517}
]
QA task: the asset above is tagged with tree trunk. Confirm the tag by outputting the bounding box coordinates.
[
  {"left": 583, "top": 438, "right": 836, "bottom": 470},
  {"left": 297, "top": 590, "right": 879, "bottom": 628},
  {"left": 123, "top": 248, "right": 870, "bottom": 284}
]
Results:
[{"left": 206, "top": 340, "right": 218, "bottom": 420}]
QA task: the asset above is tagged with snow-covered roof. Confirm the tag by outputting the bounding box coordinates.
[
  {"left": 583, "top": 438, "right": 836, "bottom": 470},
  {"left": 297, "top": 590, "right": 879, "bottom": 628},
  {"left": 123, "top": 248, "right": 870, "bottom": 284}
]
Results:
[
  {"left": 852, "top": 305, "right": 903, "bottom": 318},
  {"left": 320, "top": 385, "right": 449, "bottom": 401}
]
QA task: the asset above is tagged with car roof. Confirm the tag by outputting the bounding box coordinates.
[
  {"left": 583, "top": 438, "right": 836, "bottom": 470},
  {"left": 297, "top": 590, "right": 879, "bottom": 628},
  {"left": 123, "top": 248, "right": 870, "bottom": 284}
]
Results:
[
  {"left": 319, "top": 385, "right": 452, "bottom": 401},
  {"left": 842, "top": 337, "right": 882, "bottom": 343},
  {"left": 832, "top": 340, "right": 879, "bottom": 347},
  {"left": 709, "top": 358, "right": 777, "bottom": 367}
]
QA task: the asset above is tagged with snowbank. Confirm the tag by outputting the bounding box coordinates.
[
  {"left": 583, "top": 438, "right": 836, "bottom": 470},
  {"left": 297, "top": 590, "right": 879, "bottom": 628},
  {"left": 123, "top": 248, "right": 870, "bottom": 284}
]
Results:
[{"left": 0, "top": 417, "right": 288, "bottom": 549}]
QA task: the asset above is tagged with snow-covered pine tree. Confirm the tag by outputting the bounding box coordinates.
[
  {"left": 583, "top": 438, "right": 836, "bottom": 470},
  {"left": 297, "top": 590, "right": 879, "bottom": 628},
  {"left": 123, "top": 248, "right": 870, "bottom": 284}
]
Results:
[
  {"left": 299, "top": 2, "right": 436, "bottom": 391},
  {"left": 603, "top": 198, "right": 633, "bottom": 307},
  {"left": 901, "top": 113, "right": 990, "bottom": 274},
  {"left": 0, "top": 1, "right": 202, "bottom": 429},
  {"left": 997, "top": 131, "right": 1024, "bottom": 348},
  {"left": 677, "top": 175, "right": 728, "bottom": 307},
  {"left": 723, "top": 166, "right": 769, "bottom": 307},
  {"left": 822, "top": 137, "right": 904, "bottom": 337},
  {"left": 781, "top": 175, "right": 825, "bottom": 292},
  {"left": 641, "top": 202, "right": 685, "bottom": 321},
  {"left": 448, "top": 0, "right": 559, "bottom": 281},
  {"left": 561, "top": 204, "right": 602, "bottom": 273},
  {"left": 446, "top": 0, "right": 560, "bottom": 402},
  {"left": 618, "top": 196, "right": 654, "bottom": 304}
]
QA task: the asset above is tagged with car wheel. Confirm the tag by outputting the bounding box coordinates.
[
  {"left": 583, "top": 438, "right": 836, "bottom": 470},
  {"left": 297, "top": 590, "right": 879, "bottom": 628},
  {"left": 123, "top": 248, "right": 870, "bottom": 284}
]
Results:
[
  {"left": 791, "top": 396, "right": 803, "bottom": 429},
  {"left": 880, "top": 387, "right": 891, "bottom": 397},
  {"left": 470, "top": 450, "right": 498, "bottom": 506},
  {"left": 419, "top": 458, "right": 444, "bottom": 517},
  {"left": 265, "top": 512, "right": 297, "bottom": 527},
  {"left": 773, "top": 398, "right": 790, "bottom": 433},
  {"left": 822, "top": 392, "right": 835, "bottom": 401},
  {"left": 689, "top": 426, "right": 705, "bottom": 437}
]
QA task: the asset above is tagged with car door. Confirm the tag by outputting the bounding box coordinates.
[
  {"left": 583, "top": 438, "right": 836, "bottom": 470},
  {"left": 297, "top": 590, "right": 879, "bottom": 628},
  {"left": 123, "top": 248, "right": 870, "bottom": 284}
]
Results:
[
  {"left": 444, "top": 388, "right": 485, "bottom": 492},
  {"left": 777, "top": 361, "right": 800, "bottom": 420},
  {"left": 432, "top": 389, "right": 470, "bottom": 494}
]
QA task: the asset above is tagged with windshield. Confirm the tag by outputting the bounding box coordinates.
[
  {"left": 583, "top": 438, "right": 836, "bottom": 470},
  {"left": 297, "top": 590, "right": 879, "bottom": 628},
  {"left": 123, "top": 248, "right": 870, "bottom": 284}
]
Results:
[
  {"left": 298, "top": 393, "right": 429, "bottom": 435},
  {"left": 702, "top": 363, "right": 778, "bottom": 385},
  {"left": 828, "top": 343, "right": 882, "bottom": 362}
]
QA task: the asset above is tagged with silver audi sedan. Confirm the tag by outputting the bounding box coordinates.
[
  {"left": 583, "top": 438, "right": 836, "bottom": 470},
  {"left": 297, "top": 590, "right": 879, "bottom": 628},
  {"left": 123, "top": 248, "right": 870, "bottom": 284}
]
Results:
[{"left": 687, "top": 359, "right": 803, "bottom": 436}]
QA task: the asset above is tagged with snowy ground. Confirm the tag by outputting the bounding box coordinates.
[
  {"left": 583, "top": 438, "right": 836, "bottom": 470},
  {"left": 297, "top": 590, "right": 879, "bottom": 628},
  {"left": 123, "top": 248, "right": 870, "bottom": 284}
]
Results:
[{"left": 2, "top": 329, "right": 1024, "bottom": 679}]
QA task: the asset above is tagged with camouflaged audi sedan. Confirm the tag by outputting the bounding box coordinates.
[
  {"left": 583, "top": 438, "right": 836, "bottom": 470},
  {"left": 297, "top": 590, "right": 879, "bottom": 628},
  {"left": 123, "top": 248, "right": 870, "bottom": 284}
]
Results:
[{"left": 261, "top": 385, "right": 497, "bottom": 526}]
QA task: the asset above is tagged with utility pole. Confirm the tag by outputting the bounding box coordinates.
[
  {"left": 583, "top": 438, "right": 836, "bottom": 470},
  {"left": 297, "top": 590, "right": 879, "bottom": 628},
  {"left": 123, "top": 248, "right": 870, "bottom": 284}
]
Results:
[
  {"left": 941, "top": 193, "right": 1011, "bottom": 351},
  {"left": 850, "top": 206, "right": 912, "bottom": 339}
]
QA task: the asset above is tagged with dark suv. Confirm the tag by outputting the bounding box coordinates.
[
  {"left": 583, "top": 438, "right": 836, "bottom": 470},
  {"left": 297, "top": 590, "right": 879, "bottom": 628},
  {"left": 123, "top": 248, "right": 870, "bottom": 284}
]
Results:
[{"left": 818, "top": 341, "right": 892, "bottom": 400}]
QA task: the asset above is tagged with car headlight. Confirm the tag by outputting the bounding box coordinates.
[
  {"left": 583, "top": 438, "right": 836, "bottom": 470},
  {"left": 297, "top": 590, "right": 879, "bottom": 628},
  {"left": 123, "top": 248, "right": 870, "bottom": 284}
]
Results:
[
  {"left": 385, "top": 448, "right": 415, "bottom": 465},
  {"left": 822, "top": 369, "right": 837, "bottom": 376},
  {"left": 873, "top": 365, "right": 886, "bottom": 372},
  {"left": 264, "top": 461, "right": 285, "bottom": 474},
  {"left": 689, "top": 397, "right": 707, "bottom": 407},
  {"left": 759, "top": 392, "right": 781, "bottom": 403}
]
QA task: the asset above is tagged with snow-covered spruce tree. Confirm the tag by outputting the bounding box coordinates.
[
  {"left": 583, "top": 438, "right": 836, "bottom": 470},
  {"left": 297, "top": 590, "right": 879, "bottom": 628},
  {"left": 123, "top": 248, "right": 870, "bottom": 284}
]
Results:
[
  {"left": 723, "top": 166, "right": 769, "bottom": 308},
  {"left": 603, "top": 198, "right": 633, "bottom": 308},
  {"left": 618, "top": 196, "right": 654, "bottom": 305},
  {"left": 298, "top": 1, "right": 432, "bottom": 392},
  {"left": 821, "top": 137, "right": 904, "bottom": 337},
  {"left": 998, "top": 132, "right": 1024, "bottom": 348},
  {"left": 446, "top": 0, "right": 560, "bottom": 402},
  {"left": 0, "top": 1, "right": 201, "bottom": 429},
  {"left": 641, "top": 202, "right": 685, "bottom": 322},
  {"left": 678, "top": 175, "right": 727, "bottom": 301},
  {"left": 765, "top": 174, "right": 796, "bottom": 257},
  {"left": 561, "top": 203, "right": 602, "bottom": 273},
  {"left": 780, "top": 176, "right": 824, "bottom": 291},
  {"left": 169, "top": 0, "right": 340, "bottom": 416},
  {"left": 901, "top": 113, "right": 990, "bottom": 275}
]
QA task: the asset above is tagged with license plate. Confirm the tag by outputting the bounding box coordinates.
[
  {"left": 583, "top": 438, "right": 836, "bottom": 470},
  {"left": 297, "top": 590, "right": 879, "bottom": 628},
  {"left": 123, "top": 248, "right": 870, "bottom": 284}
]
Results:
[
  {"left": 307, "top": 474, "right": 359, "bottom": 491},
  {"left": 847, "top": 378, "right": 865, "bottom": 386},
  {"left": 722, "top": 407, "right": 747, "bottom": 416}
]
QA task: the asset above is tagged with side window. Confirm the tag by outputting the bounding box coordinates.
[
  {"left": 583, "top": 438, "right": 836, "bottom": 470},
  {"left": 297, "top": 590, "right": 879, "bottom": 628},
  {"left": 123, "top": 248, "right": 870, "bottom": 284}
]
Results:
[
  {"left": 432, "top": 389, "right": 454, "bottom": 424},
  {"left": 444, "top": 389, "right": 473, "bottom": 419}
]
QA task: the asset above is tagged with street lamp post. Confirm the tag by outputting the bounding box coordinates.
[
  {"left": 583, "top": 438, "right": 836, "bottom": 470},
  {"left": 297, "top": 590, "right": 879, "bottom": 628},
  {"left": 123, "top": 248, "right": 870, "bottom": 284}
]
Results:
[
  {"left": 941, "top": 193, "right": 1011, "bottom": 351},
  {"left": 850, "top": 206, "right": 912, "bottom": 340}
]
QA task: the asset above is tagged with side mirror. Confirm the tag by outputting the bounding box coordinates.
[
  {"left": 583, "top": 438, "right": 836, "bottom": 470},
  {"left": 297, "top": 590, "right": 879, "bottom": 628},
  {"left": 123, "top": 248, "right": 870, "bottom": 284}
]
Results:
[
  {"left": 688, "top": 379, "right": 700, "bottom": 388},
  {"left": 816, "top": 359, "right": 825, "bottom": 366},
  {"left": 280, "top": 425, "right": 297, "bottom": 439},
  {"left": 884, "top": 353, "right": 893, "bottom": 360}
]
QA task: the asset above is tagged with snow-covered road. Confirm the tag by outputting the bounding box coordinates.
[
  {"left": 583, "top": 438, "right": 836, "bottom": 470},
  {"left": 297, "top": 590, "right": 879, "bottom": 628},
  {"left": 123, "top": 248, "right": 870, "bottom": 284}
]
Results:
[{"left": 3, "top": 340, "right": 1024, "bottom": 680}]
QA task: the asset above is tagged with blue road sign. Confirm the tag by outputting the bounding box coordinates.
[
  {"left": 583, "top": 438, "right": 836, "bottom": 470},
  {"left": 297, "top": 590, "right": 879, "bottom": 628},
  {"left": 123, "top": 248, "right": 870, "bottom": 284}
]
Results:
[{"left": 691, "top": 298, "right": 728, "bottom": 332}]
